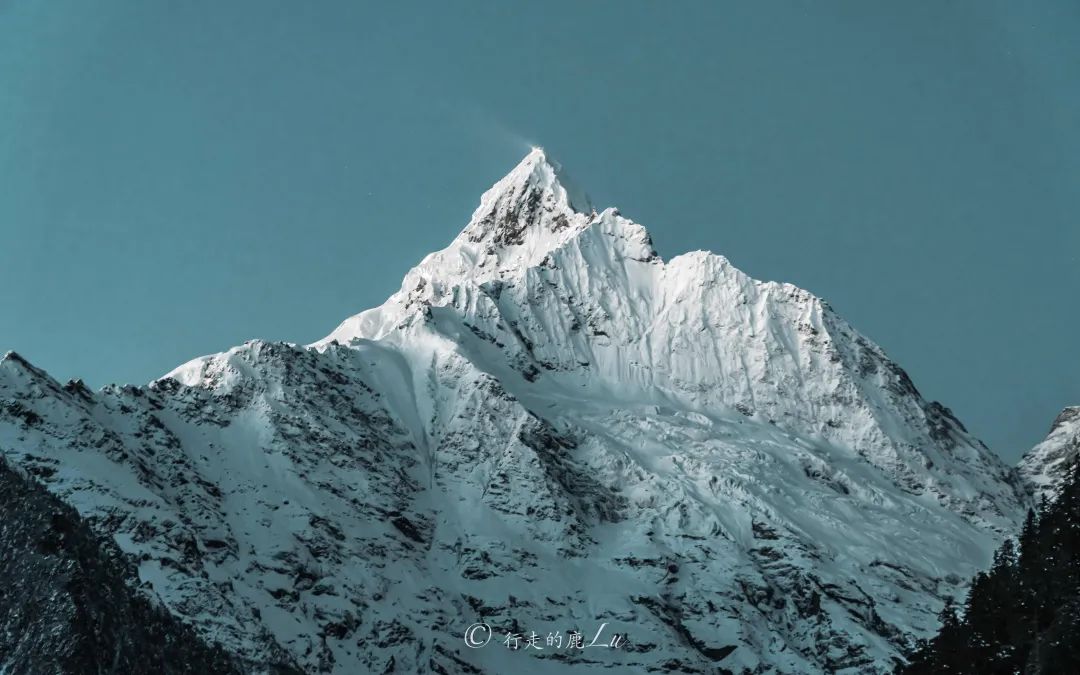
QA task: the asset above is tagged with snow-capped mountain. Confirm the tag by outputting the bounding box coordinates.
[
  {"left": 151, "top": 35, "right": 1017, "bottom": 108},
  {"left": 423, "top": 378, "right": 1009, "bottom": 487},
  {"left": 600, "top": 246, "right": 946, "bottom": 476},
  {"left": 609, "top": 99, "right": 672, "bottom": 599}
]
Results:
[
  {"left": 0, "top": 149, "right": 1032, "bottom": 674},
  {"left": 1019, "top": 407, "right": 1080, "bottom": 500}
]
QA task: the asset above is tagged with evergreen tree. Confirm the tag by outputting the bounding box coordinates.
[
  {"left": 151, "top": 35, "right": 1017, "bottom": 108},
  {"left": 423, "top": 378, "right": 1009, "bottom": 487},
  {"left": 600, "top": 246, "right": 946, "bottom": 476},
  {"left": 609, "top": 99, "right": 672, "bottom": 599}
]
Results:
[
  {"left": 898, "top": 460, "right": 1080, "bottom": 674},
  {"left": 1012, "top": 508, "right": 1040, "bottom": 666},
  {"left": 901, "top": 596, "right": 961, "bottom": 673}
]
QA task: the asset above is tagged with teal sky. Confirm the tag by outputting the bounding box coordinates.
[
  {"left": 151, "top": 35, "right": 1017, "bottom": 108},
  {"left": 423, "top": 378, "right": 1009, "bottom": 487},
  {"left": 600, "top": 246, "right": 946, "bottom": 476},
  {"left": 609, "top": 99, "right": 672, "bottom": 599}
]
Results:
[{"left": 1, "top": 1, "right": 1077, "bottom": 461}]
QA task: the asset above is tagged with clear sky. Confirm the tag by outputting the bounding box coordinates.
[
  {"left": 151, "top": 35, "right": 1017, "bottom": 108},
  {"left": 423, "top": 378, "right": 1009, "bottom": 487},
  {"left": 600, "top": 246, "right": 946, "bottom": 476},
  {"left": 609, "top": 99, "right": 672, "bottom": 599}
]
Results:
[{"left": 1, "top": 1, "right": 1076, "bottom": 461}]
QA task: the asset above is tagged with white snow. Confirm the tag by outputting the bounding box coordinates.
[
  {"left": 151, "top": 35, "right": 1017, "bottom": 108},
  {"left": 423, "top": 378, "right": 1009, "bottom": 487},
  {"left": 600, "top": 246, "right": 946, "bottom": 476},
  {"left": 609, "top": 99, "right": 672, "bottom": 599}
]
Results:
[
  {"left": 0, "top": 150, "right": 1035, "bottom": 674},
  {"left": 1019, "top": 406, "right": 1080, "bottom": 499}
]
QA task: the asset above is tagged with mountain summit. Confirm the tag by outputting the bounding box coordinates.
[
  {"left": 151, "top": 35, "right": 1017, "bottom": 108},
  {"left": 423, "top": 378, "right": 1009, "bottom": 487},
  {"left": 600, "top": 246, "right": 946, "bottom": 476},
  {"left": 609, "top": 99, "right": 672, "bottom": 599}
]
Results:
[
  {"left": 1, "top": 152, "right": 1033, "bottom": 674},
  {"left": 1019, "top": 406, "right": 1080, "bottom": 499}
]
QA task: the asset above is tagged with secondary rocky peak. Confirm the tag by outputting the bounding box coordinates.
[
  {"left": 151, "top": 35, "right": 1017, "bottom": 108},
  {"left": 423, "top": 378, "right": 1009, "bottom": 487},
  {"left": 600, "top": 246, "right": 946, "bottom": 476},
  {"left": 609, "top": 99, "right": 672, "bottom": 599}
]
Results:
[
  {"left": 1050, "top": 406, "right": 1080, "bottom": 433},
  {"left": 0, "top": 350, "right": 52, "bottom": 388},
  {"left": 1020, "top": 406, "right": 1080, "bottom": 498},
  {"left": 1, "top": 350, "right": 26, "bottom": 366}
]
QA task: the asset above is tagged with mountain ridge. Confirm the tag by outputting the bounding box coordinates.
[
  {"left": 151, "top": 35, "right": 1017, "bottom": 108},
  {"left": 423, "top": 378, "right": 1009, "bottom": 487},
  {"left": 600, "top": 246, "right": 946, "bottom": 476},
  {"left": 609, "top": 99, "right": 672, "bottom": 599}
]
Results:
[
  {"left": 1019, "top": 406, "right": 1080, "bottom": 500},
  {"left": 0, "top": 151, "right": 1039, "bottom": 674}
]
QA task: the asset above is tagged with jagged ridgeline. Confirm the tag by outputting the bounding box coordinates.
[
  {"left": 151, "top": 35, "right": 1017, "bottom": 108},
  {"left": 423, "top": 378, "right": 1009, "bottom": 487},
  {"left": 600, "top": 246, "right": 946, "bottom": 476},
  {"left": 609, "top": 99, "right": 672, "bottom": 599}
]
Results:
[{"left": 0, "top": 150, "right": 1036, "bottom": 673}]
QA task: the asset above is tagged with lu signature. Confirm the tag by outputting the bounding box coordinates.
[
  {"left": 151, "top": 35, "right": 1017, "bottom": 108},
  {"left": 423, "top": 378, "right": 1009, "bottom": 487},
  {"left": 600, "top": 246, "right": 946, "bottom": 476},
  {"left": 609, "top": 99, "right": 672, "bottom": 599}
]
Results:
[{"left": 464, "top": 622, "right": 627, "bottom": 651}]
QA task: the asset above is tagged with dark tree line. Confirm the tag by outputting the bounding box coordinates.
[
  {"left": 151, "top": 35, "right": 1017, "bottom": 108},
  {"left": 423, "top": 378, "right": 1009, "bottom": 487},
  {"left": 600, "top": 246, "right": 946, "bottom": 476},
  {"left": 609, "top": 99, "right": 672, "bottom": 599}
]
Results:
[{"left": 900, "top": 463, "right": 1080, "bottom": 674}]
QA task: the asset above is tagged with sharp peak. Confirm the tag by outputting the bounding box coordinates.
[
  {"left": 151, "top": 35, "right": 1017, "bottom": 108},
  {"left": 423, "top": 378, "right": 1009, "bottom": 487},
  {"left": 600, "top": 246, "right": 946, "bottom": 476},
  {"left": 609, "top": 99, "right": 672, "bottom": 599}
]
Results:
[
  {"left": 1, "top": 350, "right": 30, "bottom": 367},
  {"left": 1049, "top": 406, "right": 1080, "bottom": 433},
  {"left": 487, "top": 146, "right": 592, "bottom": 214},
  {"left": 523, "top": 145, "right": 551, "bottom": 163},
  {"left": 0, "top": 350, "right": 56, "bottom": 384},
  {"left": 516, "top": 145, "right": 560, "bottom": 173},
  {"left": 518, "top": 146, "right": 570, "bottom": 177}
]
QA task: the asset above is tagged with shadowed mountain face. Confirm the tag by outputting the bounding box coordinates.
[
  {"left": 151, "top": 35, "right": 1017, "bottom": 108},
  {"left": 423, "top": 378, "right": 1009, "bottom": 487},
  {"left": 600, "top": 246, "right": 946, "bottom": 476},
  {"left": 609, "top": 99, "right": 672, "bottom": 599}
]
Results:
[
  {"left": 0, "top": 151, "right": 1034, "bottom": 673},
  {"left": 0, "top": 456, "right": 255, "bottom": 675}
]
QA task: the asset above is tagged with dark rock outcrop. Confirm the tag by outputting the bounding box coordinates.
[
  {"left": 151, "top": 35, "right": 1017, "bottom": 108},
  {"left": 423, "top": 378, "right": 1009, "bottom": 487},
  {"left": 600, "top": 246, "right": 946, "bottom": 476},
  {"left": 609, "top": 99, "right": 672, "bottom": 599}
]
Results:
[{"left": 0, "top": 455, "right": 248, "bottom": 675}]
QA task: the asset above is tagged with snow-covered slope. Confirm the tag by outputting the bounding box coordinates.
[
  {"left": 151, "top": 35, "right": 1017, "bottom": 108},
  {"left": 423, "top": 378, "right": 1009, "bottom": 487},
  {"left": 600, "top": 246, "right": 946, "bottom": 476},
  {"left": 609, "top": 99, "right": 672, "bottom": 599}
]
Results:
[
  {"left": 0, "top": 149, "right": 1030, "bottom": 674},
  {"left": 1019, "top": 407, "right": 1080, "bottom": 500}
]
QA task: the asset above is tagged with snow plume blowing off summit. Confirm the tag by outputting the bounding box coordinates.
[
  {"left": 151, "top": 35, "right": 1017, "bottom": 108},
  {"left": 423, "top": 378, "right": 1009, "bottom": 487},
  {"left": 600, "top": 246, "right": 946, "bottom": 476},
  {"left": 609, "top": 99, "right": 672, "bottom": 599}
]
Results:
[{"left": 0, "top": 150, "right": 1033, "bottom": 674}]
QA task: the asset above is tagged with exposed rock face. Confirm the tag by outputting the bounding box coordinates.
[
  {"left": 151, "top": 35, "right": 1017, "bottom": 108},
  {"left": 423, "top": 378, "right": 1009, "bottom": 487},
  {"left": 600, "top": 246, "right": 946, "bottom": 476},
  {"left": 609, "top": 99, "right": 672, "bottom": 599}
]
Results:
[
  {"left": 1019, "top": 406, "right": 1080, "bottom": 500},
  {"left": 0, "top": 150, "right": 1030, "bottom": 673},
  {"left": 0, "top": 456, "right": 252, "bottom": 675}
]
